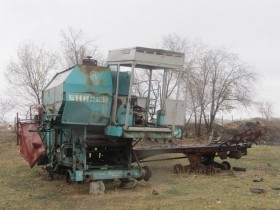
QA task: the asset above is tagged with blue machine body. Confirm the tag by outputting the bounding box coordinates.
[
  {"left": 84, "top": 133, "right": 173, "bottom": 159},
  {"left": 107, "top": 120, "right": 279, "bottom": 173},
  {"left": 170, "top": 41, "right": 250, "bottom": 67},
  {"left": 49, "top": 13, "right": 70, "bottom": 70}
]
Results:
[
  {"left": 40, "top": 61, "right": 153, "bottom": 183},
  {"left": 43, "top": 65, "right": 113, "bottom": 126},
  {"left": 38, "top": 48, "right": 185, "bottom": 183}
]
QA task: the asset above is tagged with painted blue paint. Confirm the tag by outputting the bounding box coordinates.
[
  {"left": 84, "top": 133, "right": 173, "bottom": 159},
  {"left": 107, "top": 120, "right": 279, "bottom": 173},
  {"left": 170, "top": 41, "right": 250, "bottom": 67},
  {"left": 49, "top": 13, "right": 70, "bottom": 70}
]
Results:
[
  {"left": 85, "top": 168, "right": 142, "bottom": 180},
  {"left": 111, "top": 71, "right": 130, "bottom": 96},
  {"left": 117, "top": 106, "right": 133, "bottom": 126},
  {"left": 173, "top": 128, "right": 183, "bottom": 139},
  {"left": 75, "top": 170, "right": 83, "bottom": 181},
  {"left": 43, "top": 65, "right": 113, "bottom": 125},
  {"left": 156, "top": 110, "right": 165, "bottom": 126},
  {"left": 62, "top": 92, "right": 112, "bottom": 125},
  {"left": 105, "top": 125, "right": 123, "bottom": 137}
]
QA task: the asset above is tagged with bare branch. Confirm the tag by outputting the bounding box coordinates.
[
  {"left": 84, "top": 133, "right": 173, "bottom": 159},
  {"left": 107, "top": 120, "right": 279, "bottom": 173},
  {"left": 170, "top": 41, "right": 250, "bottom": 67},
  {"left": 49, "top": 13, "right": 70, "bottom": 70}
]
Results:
[
  {"left": 5, "top": 42, "right": 58, "bottom": 110},
  {"left": 257, "top": 101, "right": 273, "bottom": 120},
  {"left": 0, "top": 100, "right": 16, "bottom": 123},
  {"left": 60, "top": 27, "right": 104, "bottom": 67}
]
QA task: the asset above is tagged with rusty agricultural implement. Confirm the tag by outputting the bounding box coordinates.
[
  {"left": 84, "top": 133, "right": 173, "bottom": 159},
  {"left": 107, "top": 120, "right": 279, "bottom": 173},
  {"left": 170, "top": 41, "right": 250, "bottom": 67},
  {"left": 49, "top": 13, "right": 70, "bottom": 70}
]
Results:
[{"left": 133, "top": 125, "right": 265, "bottom": 175}]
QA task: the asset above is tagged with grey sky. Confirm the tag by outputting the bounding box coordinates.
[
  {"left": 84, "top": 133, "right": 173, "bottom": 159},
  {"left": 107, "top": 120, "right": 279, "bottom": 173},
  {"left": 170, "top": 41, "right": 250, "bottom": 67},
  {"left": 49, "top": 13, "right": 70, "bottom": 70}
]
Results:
[{"left": 0, "top": 0, "right": 279, "bottom": 119}]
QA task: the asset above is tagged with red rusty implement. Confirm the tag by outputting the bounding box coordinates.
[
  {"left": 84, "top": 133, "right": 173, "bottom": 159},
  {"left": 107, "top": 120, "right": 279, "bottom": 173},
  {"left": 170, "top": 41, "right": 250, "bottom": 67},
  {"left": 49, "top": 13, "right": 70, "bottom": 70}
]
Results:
[{"left": 19, "top": 123, "right": 46, "bottom": 168}]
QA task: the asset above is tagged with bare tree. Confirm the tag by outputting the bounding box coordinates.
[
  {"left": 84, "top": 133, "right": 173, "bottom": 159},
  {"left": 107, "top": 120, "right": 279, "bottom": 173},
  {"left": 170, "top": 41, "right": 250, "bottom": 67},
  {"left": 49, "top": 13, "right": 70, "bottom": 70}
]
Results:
[
  {"left": 184, "top": 58, "right": 211, "bottom": 136},
  {"left": 60, "top": 27, "right": 104, "bottom": 67},
  {"left": 183, "top": 71, "right": 202, "bottom": 135},
  {"left": 200, "top": 49, "right": 256, "bottom": 133},
  {"left": 161, "top": 35, "right": 257, "bottom": 136},
  {"left": 161, "top": 33, "right": 190, "bottom": 54},
  {"left": 0, "top": 100, "right": 15, "bottom": 123},
  {"left": 257, "top": 101, "right": 273, "bottom": 120},
  {"left": 5, "top": 42, "right": 57, "bottom": 108},
  {"left": 161, "top": 34, "right": 208, "bottom": 136},
  {"left": 158, "top": 34, "right": 200, "bottom": 136},
  {"left": 132, "top": 70, "right": 149, "bottom": 97},
  {"left": 160, "top": 34, "right": 191, "bottom": 98}
]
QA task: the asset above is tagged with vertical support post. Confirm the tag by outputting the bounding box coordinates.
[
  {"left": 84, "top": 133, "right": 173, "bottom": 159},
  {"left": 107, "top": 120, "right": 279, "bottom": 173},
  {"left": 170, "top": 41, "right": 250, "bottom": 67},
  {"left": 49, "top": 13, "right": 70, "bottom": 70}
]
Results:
[
  {"left": 112, "top": 64, "right": 120, "bottom": 124},
  {"left": 172, "top": 67, "right": 183, "bottom": 127},
  {"left": 30, "top": 105, "right": 32, "bottom": 120},
  {"left": 175, "top": 68, "right": 182, "bottom": 101},
  {"left": 146, "top": 69, "right": 152, "bottom": 122},
  {"left": 72, "top": 132, "right": 76, "bottom": 173},
  {"left": 161, "top": 69, "right": 168, "bottom": 110},
  {"left": 45, "top": 124, "right": 51, "bottom": 163},
  {"left": 16, "top": 113, "right": 19, "bottom": 145},
  {"left": 83, "top": 126, "right": 87, "bottom": 170},
  {"left": 124, "top": 62, "right": 135, "bottom": 129}
]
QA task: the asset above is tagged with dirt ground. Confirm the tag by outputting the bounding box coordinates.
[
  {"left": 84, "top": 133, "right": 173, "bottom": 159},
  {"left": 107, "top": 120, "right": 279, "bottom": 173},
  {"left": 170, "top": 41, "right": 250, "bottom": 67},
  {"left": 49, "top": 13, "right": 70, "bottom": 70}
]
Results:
[{"left": 0, "top": 119, "right": 280, "bottom": 209}]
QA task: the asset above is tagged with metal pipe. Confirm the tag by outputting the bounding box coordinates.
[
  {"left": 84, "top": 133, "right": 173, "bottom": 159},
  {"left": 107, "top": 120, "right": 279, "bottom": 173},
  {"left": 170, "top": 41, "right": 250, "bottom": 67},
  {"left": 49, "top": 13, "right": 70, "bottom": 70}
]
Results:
[
  {"left": 124, "top": 62, "right": 135, "bottom": 129},
  {"left": 72, "top": 132, "right": 76, "bottom": 172},
  {"left": 172, "top": 67, "right": 183, "bottom": 127},
  {"left": 83, "top": 126, "right": 87, "bottom": 170},
  {"left": 140, "top": 156, "right": 187, "bottom": 163},
  {"left": 30, "top": 105, "right": 32, "bottom": 119},
  {"left": 16, "top": 113, "right": 19, "bottom": 145},
  {"left": 112, "top": 64, "right": 120, "bottom": 124},
  {"left": 161, "top": 69, "right": 168, "bottom": 110},
  {"left": 146, "top": 69, "right": 152, "bottom": 122}
]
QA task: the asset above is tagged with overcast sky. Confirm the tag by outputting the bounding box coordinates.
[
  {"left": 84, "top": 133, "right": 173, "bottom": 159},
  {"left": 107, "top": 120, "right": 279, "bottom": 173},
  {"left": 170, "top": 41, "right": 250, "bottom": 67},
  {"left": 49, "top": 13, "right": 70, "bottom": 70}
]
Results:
[{"left": 0, "top": 0, "right": 279, "bottom": 120}]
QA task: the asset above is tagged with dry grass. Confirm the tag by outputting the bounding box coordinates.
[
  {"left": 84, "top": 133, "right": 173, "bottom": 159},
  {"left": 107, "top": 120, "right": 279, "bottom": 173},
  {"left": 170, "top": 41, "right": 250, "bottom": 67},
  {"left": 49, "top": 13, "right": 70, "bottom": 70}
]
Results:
[{"left": 1, "top": 133, "right": 280, "bottom": 210}]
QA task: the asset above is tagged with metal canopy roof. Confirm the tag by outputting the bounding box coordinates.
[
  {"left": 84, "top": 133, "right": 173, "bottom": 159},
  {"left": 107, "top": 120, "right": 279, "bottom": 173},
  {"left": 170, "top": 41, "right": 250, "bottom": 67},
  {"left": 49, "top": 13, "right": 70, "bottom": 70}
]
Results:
[{"left": 106, "top": 47, "right": 185, "bottom": 69}]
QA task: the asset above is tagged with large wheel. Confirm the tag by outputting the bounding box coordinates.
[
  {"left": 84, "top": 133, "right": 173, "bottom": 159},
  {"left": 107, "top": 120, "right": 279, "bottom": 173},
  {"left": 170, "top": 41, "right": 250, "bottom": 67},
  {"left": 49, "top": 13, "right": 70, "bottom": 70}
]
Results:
[{"left": 221, "top": 161, "right": 231, "bottom": 170}]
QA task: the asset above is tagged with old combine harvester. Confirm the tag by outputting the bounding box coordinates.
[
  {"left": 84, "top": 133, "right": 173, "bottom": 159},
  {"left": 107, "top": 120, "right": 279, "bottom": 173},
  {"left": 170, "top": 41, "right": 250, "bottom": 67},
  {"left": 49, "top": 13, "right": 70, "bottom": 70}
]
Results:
[{"left": 17, "top": 47, "right": 265, "bottom": 191}]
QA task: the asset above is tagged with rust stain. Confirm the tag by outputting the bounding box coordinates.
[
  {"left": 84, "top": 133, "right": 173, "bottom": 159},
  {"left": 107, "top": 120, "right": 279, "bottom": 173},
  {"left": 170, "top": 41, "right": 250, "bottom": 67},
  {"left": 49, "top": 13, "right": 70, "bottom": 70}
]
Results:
[
  {"left": 87, "top": 76, "right": 93, "bottom": 86},
  {"left": 79, "top": 65, "right": 107, "bottom": 86}
]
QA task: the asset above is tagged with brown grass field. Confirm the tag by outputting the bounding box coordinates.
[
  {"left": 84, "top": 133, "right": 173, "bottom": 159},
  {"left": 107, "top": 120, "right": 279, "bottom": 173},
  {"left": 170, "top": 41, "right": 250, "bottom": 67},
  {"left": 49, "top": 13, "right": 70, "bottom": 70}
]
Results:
[{"left": 0, "top": 133, "right": 280, "bottom": 210}]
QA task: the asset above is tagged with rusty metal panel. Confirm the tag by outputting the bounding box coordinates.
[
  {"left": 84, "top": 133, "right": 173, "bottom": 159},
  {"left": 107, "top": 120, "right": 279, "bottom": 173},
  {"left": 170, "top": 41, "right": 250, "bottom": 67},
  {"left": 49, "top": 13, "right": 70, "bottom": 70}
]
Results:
[{"left": 19, "top": 123, "right": 46, "bottom": 168}]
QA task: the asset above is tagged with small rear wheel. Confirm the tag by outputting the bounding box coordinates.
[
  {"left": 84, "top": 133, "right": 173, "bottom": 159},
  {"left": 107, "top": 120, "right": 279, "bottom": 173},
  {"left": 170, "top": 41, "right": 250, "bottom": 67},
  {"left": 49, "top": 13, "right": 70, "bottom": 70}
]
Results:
[{"left": 221, "top": 161, "right": 231, "bottom": 170}]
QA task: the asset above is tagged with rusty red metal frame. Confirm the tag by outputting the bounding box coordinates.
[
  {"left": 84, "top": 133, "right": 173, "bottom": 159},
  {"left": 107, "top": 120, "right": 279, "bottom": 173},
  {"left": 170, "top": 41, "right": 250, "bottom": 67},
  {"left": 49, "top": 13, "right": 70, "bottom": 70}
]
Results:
[{"left": 133, "top": 126, "right": 265, "bottom": 174}]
